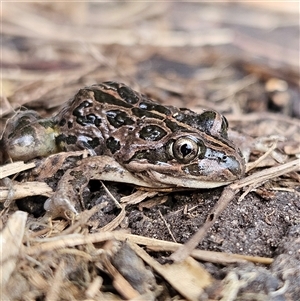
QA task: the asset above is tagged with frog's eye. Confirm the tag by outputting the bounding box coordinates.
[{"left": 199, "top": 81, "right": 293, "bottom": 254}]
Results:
[{"left": 170, "top": 136, "right": 205, "bottom": 163}]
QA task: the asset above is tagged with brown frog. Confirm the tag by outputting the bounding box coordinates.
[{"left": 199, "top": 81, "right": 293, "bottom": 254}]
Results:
[{"left": 2, "top": 82, "right": 245, "bottom": 218}]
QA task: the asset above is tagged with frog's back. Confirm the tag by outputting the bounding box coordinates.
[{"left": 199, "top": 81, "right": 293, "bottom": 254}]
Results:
[
  {"left": 54, "top": 82, "right": 180, "bottom": 156},
  {"left": 2, "top": 81, "right": 245, "bottom": 187}
]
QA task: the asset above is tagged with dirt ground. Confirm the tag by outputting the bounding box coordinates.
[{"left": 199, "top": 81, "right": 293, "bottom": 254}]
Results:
[{"left": 1, "top": 2, "right": 299, "bottom": 301}]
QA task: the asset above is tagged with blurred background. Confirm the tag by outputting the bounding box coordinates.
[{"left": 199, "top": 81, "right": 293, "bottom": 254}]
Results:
[{"left": 1, "top": 2, "right": 299, "bottom": 126}]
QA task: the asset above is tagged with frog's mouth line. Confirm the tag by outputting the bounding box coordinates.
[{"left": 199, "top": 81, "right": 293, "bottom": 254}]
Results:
[
  {"left": 141, "top": 170, "right": 232, "bottom": 189},
  {"left": 82, "top": 166, "right": 232, "bottom": 189},
  {"left": 125, "top": 158, "right": 243, "bottom": 188}
]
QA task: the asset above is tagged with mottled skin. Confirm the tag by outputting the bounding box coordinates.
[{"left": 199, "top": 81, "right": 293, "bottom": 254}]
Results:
[{"left": 3, "top": 82, "right": 245, "bottom": 218}]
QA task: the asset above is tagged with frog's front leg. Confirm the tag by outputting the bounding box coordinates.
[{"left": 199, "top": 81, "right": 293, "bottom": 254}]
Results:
[{"left": 44, "top": 155, "right": 155, "bottom": 219}]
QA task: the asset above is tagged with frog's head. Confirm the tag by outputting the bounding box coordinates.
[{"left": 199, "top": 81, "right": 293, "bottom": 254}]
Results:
[{"left": 117, "top": 109, "right": 245, "bottom": 188}]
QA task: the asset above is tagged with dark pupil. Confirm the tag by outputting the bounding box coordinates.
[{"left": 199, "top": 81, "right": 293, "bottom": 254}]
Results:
[{"left": 181, "top": 143, "right": 192, "bottom": 157}]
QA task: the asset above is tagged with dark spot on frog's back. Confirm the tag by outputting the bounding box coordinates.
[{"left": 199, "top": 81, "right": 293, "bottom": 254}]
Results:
[
  {"left": 132, "top": 108, "right": 163, "bottom": 120},
  {"left": 139, "top": 101, "right": 171, "bottom": 115},
  {"left": 173, "top": 110, "right": 198, "bottom": 127},
  {"left": 106, "top": 137, "right": 121, "bottom": 154},
  {"left": 56, "top": 134, "right": 77, "bottom": 146},
  {"left": 139, "top": 125, "right": 167, "bottom": 141},
  {"left": 59, "top": 118, "right": 66, "bottom": 127},
  {"left": 55, "top": 116, "right": 70, "bottom": 129},
  {"left": 92, "top": 89, "right": 132, "bottom": 108},
  {"left": 118, "top": 86, "right": 140, "bottom": 104},
  {"left": 74, "top": 114, "right": 102, "bottom": 127},
  {"left": 88, "top": 137, "right": 101, "bottom": 149},
  {"left": 73, "top": 100, "right": 93, "bottom": 116},
  {"left": 86, "top": 114, "right": 102, "bottom": 127},
  {"left": 106, "top": 110, "right": 135, "bottom": 128},
  {"left": 164, "top": 119, "right": 186, "bottom": 131}
]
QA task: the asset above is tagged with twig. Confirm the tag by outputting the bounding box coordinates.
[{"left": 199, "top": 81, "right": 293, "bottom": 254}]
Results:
[{"left": 158, "top": 210, "right": 177, "bottom": 243}]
